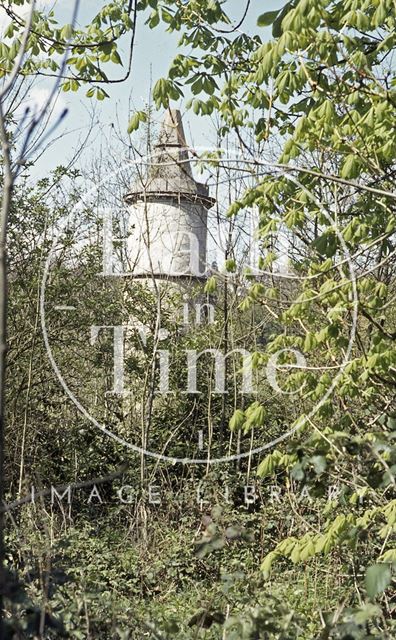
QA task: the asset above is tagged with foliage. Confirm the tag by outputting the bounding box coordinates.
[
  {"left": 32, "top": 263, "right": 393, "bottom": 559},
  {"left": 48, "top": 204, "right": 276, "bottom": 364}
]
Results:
[
  {"left": 3, "top": 0, "right": 396, "bottom": 636},
  {"left": 0, "top": 0, "right": 136, "bottom": 98}
]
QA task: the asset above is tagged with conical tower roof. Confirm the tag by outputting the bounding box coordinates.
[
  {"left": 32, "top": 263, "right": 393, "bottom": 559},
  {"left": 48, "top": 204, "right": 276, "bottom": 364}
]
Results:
[
  {"left": 156, "top": 109, "right": 189, "bottom": 148},
  {"left": 125, "top": 109, "right": 214, "bottom": 208}
]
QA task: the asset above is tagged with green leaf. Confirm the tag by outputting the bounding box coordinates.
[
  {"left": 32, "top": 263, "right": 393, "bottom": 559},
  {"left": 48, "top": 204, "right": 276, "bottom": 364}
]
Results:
[
  {"left": 152, "top": 77, "right": 182, "bottom": 108},
  {"left": 312, "top": 232, "right": 337, "bottom": 258},
  {"left": 204, "top": 276, "right": 217, "bottom": 294},
  {"left": 365, "top": 564, "right": 391, "bottom": 599},
  {"left": 191, "top": 76, "right": 203, "bottom": 95},
  {"left": 238, "top": 297, "right": 253, "bottom": 311},
  {"left": 245, "top": 404, "right": 266, "bottom": 430},
  {"left": 147, "top": 9, "right": 160, "bottom": 28},
  {"left": 111, "top": 50, "right": 122, "bottom": 65},
  {"left": 61, "top": 23, "right": 73, "bottom": 40},
  {"left": 99, "top": 41, "right": 113, "bottom": 55},
  {"left": 272, "top": 1, "right": 295, "bottom": 37},
  {"left": 379, "top": 549, "right": 396, "bottom": 563},
  {"left": 4, "top": 22, "right": 15, "bottom": 38},
  {"left": 95, "top": 87, "right": 109, "bottom": 101},
  {"left": 229, "top": 409, "right": 245, "bottom": 432},
  {"left": 260, "top": 551, "right": 278, "bottom": 578},
  {"left": 341, "top": 154, "right": 361, "bottom": 179},
  {"left": 127, "top": 111, "right": 147, "bottom": 133},
  {"left": 257, "top": 450, "right": 282, "bottom": 477},
  {"left": 257, "top": 10, "right": 279, "bottom": 27}
]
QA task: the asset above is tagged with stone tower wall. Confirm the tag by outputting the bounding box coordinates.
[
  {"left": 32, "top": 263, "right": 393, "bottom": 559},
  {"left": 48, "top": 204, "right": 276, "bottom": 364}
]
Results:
[
  {"left": 127, "top": 197, "right": 208, "bottom": 278},
  {"left": 125, "top": 109, "right": 214, "bottom": 287}
]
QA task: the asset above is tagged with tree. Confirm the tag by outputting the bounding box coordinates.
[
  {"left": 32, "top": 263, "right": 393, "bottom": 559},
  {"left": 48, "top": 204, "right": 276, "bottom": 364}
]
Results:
[
  {"left": 143, "top": 0, "right": 396, "bottom": 630},
  {"left": 3, "top": 0, "right": 396, "bottom": 635},
  {"left": 0, "top": 0, "right": 138, "bottom": 631}
]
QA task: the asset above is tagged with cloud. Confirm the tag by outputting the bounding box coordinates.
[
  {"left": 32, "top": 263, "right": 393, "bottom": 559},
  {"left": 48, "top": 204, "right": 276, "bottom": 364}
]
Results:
[
  {"left": 30, "top": 86, "right": 66, "bottom": 118},
  {"left": 1, "top": 0, "right": 67, "bottom": 125}
]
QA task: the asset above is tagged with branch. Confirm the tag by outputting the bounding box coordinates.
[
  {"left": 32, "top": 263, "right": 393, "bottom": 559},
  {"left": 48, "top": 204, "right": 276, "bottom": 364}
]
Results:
[
  {"left": 0, "top": 0, "right": 36, "bottom": 102},
  {"left": 218, "top": 158, "right": 396, "bottom": 202}
]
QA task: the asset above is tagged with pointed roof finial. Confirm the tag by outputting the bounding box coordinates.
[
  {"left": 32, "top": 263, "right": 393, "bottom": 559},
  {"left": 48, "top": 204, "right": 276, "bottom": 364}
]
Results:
[{"left": 156, "top": 109, "right": 187, "bottom": 148}]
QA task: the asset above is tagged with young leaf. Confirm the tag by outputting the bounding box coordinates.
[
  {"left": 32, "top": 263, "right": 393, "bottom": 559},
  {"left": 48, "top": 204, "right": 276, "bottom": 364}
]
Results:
[
  {"left": 229, "top": 409, "right": 245, "bottom": 432},
  {"left": 61, "top": 23, "right": 73, "bottom": 40},
  {"left": 127, "top": 111, "right": 147, "bottom": 133},
  {"left": 257, "top": 10, "right": 279, "bottom": 27},
  {"left": 204, "top": 276, "right": 217, "bottom": 294}
]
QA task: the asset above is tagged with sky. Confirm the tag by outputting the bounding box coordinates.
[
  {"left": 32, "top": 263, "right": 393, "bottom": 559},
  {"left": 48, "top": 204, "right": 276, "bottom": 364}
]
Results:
[
  {"left": 0, "top": 0, "right": 291, "bottom": 271},
  {"left": 1, "top": 0, "right": 284, "bottom": 179}
]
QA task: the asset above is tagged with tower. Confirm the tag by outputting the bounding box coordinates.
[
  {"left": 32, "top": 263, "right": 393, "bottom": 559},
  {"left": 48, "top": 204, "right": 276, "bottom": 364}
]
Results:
[{"left": 125, "top": 109, "right": 215, "bottom": 288}]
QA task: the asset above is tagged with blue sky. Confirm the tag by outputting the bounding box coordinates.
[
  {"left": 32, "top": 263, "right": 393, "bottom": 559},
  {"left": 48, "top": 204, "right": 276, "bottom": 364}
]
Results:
[{"left": 18, "top": 0, "right": 283, "bottom": 179}]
